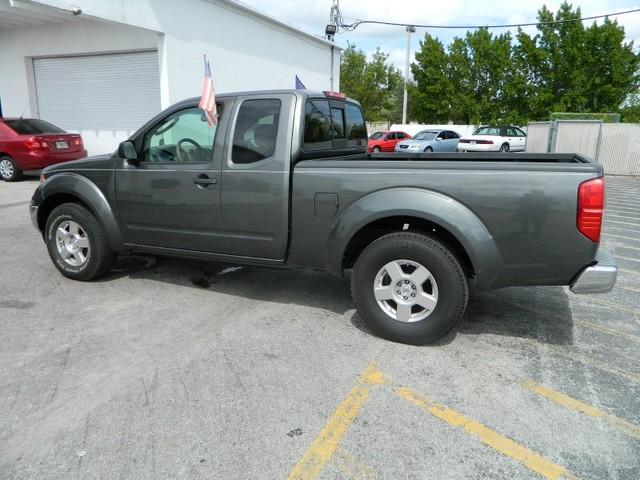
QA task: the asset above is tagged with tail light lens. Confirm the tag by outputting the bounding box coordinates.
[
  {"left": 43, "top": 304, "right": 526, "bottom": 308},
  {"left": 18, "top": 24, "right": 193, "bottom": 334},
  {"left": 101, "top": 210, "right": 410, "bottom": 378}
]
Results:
[
  {"left": 475, "top": 140, "right": 494, "bottom": 145},
  {"left": 24, "top": 138, "right": 44, "bottom": 150},
  {"left": 577, "top": 177, "right": 604, "bottom": 242}
]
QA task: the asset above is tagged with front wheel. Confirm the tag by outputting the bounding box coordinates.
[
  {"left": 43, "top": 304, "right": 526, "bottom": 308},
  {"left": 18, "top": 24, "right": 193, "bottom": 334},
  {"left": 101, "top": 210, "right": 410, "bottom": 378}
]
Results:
[
  {"left": 351, "top": 232, "right": 469, "bottom": 345},
  {"left": 424, "top": 146, "right": 433, "bottom": 153},
  {"left": 0, "top": 156, "right": 22, "bottom": 182},
  {"left": 45, "top": 203, "right": 115, "bottom": 281},
  {"left": 372, "top": 146, "right": 381, "bottom": 153}
]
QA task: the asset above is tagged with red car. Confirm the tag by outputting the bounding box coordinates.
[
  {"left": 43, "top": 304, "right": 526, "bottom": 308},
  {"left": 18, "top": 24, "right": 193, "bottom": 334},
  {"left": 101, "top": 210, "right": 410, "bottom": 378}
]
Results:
[
  {"left": 368, "top": 130, "right": 412, "bottom": 152},
  {"left": 0, "top": 118, "right": 87, "bottom": 182}
]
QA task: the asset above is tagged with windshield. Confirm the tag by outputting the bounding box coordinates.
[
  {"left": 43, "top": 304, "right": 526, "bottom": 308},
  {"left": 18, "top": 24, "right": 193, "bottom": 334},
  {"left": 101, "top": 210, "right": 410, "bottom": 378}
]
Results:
[
  {"left": 4, "top": 119, "right": 65, "bottom": 135},
  {"left": 369, "top": 132, "right": 384, "bottom": 140},
  {"left": 413, "top": 131, "right": 437, "bottom": 141},
  {"left": 473, "top": 127, "right": 501, "bottom": 136}
]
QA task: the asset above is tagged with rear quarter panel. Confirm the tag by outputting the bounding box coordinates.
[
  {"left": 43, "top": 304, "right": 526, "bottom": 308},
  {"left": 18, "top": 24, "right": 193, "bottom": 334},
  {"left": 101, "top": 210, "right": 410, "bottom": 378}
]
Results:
[{"left": 288, "top": 160, "right": 602, "bottom": 288}]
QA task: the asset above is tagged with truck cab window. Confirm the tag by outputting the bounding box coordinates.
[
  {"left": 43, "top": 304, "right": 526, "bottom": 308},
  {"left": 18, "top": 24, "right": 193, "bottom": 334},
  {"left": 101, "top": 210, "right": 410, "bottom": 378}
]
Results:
[
  {"left": 303, "top": 100, "right": 332, "bottom": 150},
  {"left": 232, "top": 99, "right": 281, "bottom": 164},
  {"left": 142, "top": 107, "right": 219, "bottom": 163},
  {"left": 345, "top": 103, "right": 367, "bottom": 147}
]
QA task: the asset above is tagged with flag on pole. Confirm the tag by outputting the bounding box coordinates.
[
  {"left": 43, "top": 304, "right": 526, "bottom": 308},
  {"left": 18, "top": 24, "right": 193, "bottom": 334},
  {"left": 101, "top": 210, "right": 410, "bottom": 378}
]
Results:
[
  {"left": 199, "top": 54, "right": 218, "bottom": 126},
  {"left": 295, "top": 75, "right": 306, "bottom": 90}
]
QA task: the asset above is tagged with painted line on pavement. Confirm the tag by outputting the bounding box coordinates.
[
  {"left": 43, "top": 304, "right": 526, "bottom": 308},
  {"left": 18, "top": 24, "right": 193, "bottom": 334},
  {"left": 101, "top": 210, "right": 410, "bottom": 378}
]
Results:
[
  {"left": 330, "top": 448, "right": 376, "bottom": 480},
  {"left": 394, "top": 387, "right": 576, "bottom": 480},
  {"left": 574, "top": 318, "right": 640, "bottom": 345},
  {"left": 521, "top": 379, "right": 640, "bottom": 440},
  {"left": 287, "top": 362, "right": 387, "bottom": 480},
  {"left": 614, "top": 254, "right": 640, "bottom": 263}
]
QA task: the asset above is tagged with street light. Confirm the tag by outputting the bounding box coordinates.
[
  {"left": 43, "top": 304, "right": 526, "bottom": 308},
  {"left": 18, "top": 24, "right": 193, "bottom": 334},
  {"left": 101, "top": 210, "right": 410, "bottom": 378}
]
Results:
[{"left": 403, "top": 25, "right": 416, "bottom": 125}]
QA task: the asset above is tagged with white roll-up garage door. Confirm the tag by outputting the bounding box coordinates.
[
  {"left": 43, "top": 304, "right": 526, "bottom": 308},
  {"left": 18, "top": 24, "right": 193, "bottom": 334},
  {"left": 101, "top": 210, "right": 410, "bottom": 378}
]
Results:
[{"left": 33, "top": 51, "right": 161, "bottom": 133}]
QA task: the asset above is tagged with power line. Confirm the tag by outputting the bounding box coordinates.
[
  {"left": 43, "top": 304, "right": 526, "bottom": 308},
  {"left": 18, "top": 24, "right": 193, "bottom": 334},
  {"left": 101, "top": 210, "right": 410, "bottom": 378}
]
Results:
[{"left": 332, "top": 7, "right": 640, "bottom": 32}]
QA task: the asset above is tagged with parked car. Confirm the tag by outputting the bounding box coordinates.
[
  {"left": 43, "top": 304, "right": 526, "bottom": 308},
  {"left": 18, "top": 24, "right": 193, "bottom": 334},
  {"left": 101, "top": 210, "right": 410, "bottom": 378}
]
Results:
[
  {"left": 0, "top": 118, "right": 86, "bottom": 182},
  {"left": 31, "top": 89, "right": 616, "bottom": 345},
  {"left": 395, "top": 129, "right": 461, "bottom": 153},
  {"left": 368, "top": 130, "right": 411, "bottom": 152},
  {"left": 457, "top": 126, "right": 527, "bottom": 153}
]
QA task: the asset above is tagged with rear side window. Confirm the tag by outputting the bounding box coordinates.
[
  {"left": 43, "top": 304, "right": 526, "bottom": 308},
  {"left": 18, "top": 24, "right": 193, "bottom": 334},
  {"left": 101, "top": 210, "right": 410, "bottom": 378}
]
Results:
[
  {"left": 5, "top": 119, "right": 65, "bottom": 134},
  {"left": 344, "top": 103, "right": 367, "bottom": 147},
  {"left": 304, "top": 100, "right": 367, "bottom": 151},
  {"left": 232, "top": 99, "right": 281, "bottom": 164},
  {"left": 303, "top": 100, "right": 332, "bottom": 150}
]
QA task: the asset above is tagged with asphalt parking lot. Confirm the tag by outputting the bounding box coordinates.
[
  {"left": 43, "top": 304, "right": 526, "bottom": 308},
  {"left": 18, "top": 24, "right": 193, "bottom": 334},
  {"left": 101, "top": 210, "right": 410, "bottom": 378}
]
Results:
[{"left": 1, "top": 176, "right": 639, "bottom": 480}]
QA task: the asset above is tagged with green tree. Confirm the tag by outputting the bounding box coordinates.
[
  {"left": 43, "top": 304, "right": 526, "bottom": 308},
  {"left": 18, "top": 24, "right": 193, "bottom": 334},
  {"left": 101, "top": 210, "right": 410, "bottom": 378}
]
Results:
[
  {"left": 339, "top": 44, "right": 403, "bottom": 122},
  {"left": 408, "top": 2, "right": 640, "bottom": 124}
]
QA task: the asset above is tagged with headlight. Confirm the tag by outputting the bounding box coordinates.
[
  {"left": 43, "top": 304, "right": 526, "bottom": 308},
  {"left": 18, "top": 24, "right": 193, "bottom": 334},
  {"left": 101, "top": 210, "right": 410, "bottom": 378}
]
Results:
[{"left": 409, "top": 144, "right": 421, "bottom": 149}]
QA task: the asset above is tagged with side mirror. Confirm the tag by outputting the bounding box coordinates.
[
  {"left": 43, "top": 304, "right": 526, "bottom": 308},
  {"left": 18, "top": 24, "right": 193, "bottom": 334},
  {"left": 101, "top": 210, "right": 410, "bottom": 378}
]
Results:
[
  {"left": 118, "top": 141, "right": 139, "bottom": 162},
  {"left": 436, "top": 137, "right": 442, "bottom": 141}
]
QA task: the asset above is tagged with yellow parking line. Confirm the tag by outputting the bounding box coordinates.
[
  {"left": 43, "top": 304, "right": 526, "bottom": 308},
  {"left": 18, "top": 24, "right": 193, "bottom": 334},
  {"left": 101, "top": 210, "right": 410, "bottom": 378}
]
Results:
[
  {"left": 554, "top": 348, "right": 640, "bottom": 384},
  {"left": 394, "top": 387, "right": 576, "bottom": 480},
  {"left": 615, "top": 283, "right": 640, "bottom": 294},
  {"left": 287, "top": 362, "right": 387, "bottom": 480},
  {"left": 331, "top": 448, "right": 376, "bottom": 479},
  {"left": 521, "top": 379, "right": 640, "bottom": 440}
]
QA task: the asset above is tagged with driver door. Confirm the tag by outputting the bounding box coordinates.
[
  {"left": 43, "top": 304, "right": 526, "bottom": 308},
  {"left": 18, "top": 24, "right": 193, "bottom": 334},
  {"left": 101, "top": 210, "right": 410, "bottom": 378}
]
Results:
[{"left": 115, "top": 103, "right": 229, "bottom": 253}]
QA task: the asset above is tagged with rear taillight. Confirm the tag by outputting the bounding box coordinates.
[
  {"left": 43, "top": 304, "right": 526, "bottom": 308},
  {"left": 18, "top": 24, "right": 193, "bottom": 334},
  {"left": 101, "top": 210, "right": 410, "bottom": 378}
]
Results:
[
  {"left": 577, "top": 177, "right": 604, "bottom": 243},
  {"left": 475, "top": 140, "right": 494, "bottom": 145},
  {"left": 24, "top": 138, "right": 46, "bottom": 150},
  {"left": 74, "top": 138, "right": 82, "bottom": 146}
]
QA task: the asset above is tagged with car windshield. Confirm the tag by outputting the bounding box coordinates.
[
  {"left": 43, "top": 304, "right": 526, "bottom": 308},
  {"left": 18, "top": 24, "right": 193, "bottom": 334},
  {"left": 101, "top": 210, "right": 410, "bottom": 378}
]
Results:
[
  {"left": 473, "top": 127, "right": 501, "bottom": 136},
  {"left": 412, "top": 131, "right": 437, "bottom": 141},
  {"left": 369, "top": 132, "right": 384, "bottom": 140},
  {"left": 4, "top": 119, "right": 65, "bottom": 135}
]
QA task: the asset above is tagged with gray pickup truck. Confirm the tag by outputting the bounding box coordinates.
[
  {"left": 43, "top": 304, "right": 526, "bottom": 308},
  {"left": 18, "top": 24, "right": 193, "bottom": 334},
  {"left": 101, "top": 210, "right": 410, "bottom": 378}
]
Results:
[{"left": 30, "top": 89, "right": 617, "bottom": 344}]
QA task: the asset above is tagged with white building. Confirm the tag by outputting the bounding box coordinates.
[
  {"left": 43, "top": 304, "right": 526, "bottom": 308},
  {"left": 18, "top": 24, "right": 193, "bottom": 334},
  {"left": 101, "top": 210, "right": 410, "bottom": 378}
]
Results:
[{"left": 0, "top": 0, "right": 340, "bottom": 154}]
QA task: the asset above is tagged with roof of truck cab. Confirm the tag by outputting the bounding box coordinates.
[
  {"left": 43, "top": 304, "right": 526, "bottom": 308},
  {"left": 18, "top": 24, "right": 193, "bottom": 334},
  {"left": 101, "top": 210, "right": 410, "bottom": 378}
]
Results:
[{"left": 178, "top": 90, "right": 360, "bottom": 106}]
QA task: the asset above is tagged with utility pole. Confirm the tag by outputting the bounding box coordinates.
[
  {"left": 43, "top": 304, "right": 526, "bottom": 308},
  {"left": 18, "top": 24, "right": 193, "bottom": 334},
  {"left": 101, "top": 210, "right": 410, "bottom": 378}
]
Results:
[{"left": 402, "top": 25, "right": 415, "bottom": 125}]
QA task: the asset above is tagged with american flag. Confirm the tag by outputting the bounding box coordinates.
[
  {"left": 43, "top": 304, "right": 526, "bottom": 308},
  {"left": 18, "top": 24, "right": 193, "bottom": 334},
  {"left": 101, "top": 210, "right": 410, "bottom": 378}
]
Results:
[
  {"left": 199, "top": 54, "right": 217, "bottom": 127},
  {"left": 295, "top": 75, "right": 306, "bottom": 90}
]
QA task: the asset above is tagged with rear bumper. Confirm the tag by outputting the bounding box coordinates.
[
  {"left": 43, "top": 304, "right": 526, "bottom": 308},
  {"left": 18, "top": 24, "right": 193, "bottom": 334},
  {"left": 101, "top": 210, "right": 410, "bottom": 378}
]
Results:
[
  {"left": 17, "top": 150, "right": 87, "bottom": 170},
  {"left": 570, "top": 249, "right": 617, "bottom": 294}
]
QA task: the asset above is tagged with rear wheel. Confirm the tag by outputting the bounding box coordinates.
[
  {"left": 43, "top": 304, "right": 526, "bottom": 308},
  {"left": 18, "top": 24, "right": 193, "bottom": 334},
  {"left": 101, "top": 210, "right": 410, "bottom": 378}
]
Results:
[
  {"left": 45, "top": 203, "right": 115, "bottom": 281},
  {"left": 500, "top": 143, "right": 510, "bottom": 153},
  {"left": 0, "top": 156, "right": 21, "bottom": 182},
  {"left": 351, "top": 232, "right": 469, "bottom": 345}
]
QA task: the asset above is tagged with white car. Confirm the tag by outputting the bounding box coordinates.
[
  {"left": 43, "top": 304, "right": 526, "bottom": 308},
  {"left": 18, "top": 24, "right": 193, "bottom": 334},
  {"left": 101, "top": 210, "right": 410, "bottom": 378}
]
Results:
[{"left": 457, "top": 126, "right": 527, "bottom": 153}]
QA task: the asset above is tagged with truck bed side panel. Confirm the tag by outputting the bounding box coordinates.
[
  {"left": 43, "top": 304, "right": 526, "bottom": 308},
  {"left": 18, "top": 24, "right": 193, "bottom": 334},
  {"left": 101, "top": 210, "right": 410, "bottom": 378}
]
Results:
[{"left": 288, "top": 160, "right": 602, "bottom": 288}]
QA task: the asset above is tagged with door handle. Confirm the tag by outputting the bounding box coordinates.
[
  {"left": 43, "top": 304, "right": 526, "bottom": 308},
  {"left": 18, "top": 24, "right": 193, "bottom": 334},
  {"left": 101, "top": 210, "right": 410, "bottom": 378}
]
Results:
[{"left": 193, "top": 175, "right": 217, "bottom": 187}]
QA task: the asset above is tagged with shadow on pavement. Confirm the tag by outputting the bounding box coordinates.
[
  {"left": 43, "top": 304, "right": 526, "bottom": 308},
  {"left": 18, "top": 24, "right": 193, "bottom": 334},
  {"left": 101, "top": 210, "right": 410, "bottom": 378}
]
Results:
[{"left": 103, "top": 255, "right": 574, "bottom": 345}]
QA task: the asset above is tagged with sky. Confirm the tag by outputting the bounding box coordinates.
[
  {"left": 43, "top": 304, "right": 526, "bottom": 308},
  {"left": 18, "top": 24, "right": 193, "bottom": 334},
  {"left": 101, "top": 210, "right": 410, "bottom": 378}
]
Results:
[{"left": 242, "top": 0, "right": 640, "bottom": 71}]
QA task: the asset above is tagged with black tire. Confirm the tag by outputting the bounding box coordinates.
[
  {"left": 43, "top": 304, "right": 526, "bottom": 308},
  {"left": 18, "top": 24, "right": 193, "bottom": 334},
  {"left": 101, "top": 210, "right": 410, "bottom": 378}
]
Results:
[
  {"left": 500, "top": 143, "right": 510, "bottom": 153},
  {"left": 351, "top": 232, "right": 468, "bottom": 345},
  {"left": 424, "top": 146, "right": 433, "bottom": 152},
  {"left": 372, "top": 146, "right": 381, "bottom": 153},
  {"left": 0, "top": 155, "right": 22, "bottom": 182},
  {"left": 44, "top": 203, "right": 115, "bottom": 281}
]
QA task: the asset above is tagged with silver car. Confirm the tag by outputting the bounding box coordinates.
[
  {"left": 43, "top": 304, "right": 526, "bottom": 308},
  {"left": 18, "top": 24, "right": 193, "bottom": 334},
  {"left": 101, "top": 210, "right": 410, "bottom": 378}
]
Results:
[{"left": 395, "top": 129, "right": 461, "bottom": 153}]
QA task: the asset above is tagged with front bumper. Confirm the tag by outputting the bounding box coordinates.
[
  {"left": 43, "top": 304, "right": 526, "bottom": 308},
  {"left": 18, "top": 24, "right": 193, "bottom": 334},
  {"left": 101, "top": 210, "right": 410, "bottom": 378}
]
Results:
[{"left": 570, "top": 249, "right": 617, "bottom": 294}]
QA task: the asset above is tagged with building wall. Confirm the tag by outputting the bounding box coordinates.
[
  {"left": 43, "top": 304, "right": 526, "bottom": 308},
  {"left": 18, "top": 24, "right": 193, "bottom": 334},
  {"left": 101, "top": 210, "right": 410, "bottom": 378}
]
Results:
[
  {"left": 0, "top": 20, "right": 159, "bottom": 154},
  {"left": 0, "top": 20, "right": 159, "bottom": 117},
  {"left": 35, "top": 0, "right": 340, "bottom": 104}
]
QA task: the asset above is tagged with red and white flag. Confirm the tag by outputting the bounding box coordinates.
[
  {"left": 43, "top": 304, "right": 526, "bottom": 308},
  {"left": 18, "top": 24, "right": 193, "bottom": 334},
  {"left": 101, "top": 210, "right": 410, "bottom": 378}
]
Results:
[{"left": 198, "top": 54, "right": 217, "bottom": 126}]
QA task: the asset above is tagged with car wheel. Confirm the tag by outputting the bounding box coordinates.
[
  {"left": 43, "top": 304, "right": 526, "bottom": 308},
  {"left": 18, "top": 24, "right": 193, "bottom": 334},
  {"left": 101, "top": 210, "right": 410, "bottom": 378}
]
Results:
[
  {"left": 45, "top": 203, "right": 115, "bottom": 281},
  {"left": 351, "top": 232, "right": 469, "bottom": 345},
  {"left": 372, "top": 146, "right": 381, "bottom": 153},
  {"left": 424, "top": 146, "right": 433, "bottom": 153},
  {"left": 500, "top": 143, "right": 510, "bottom": 153},
  {"left": 0, "top": 156, "right": 22, "bottom": 182}
]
